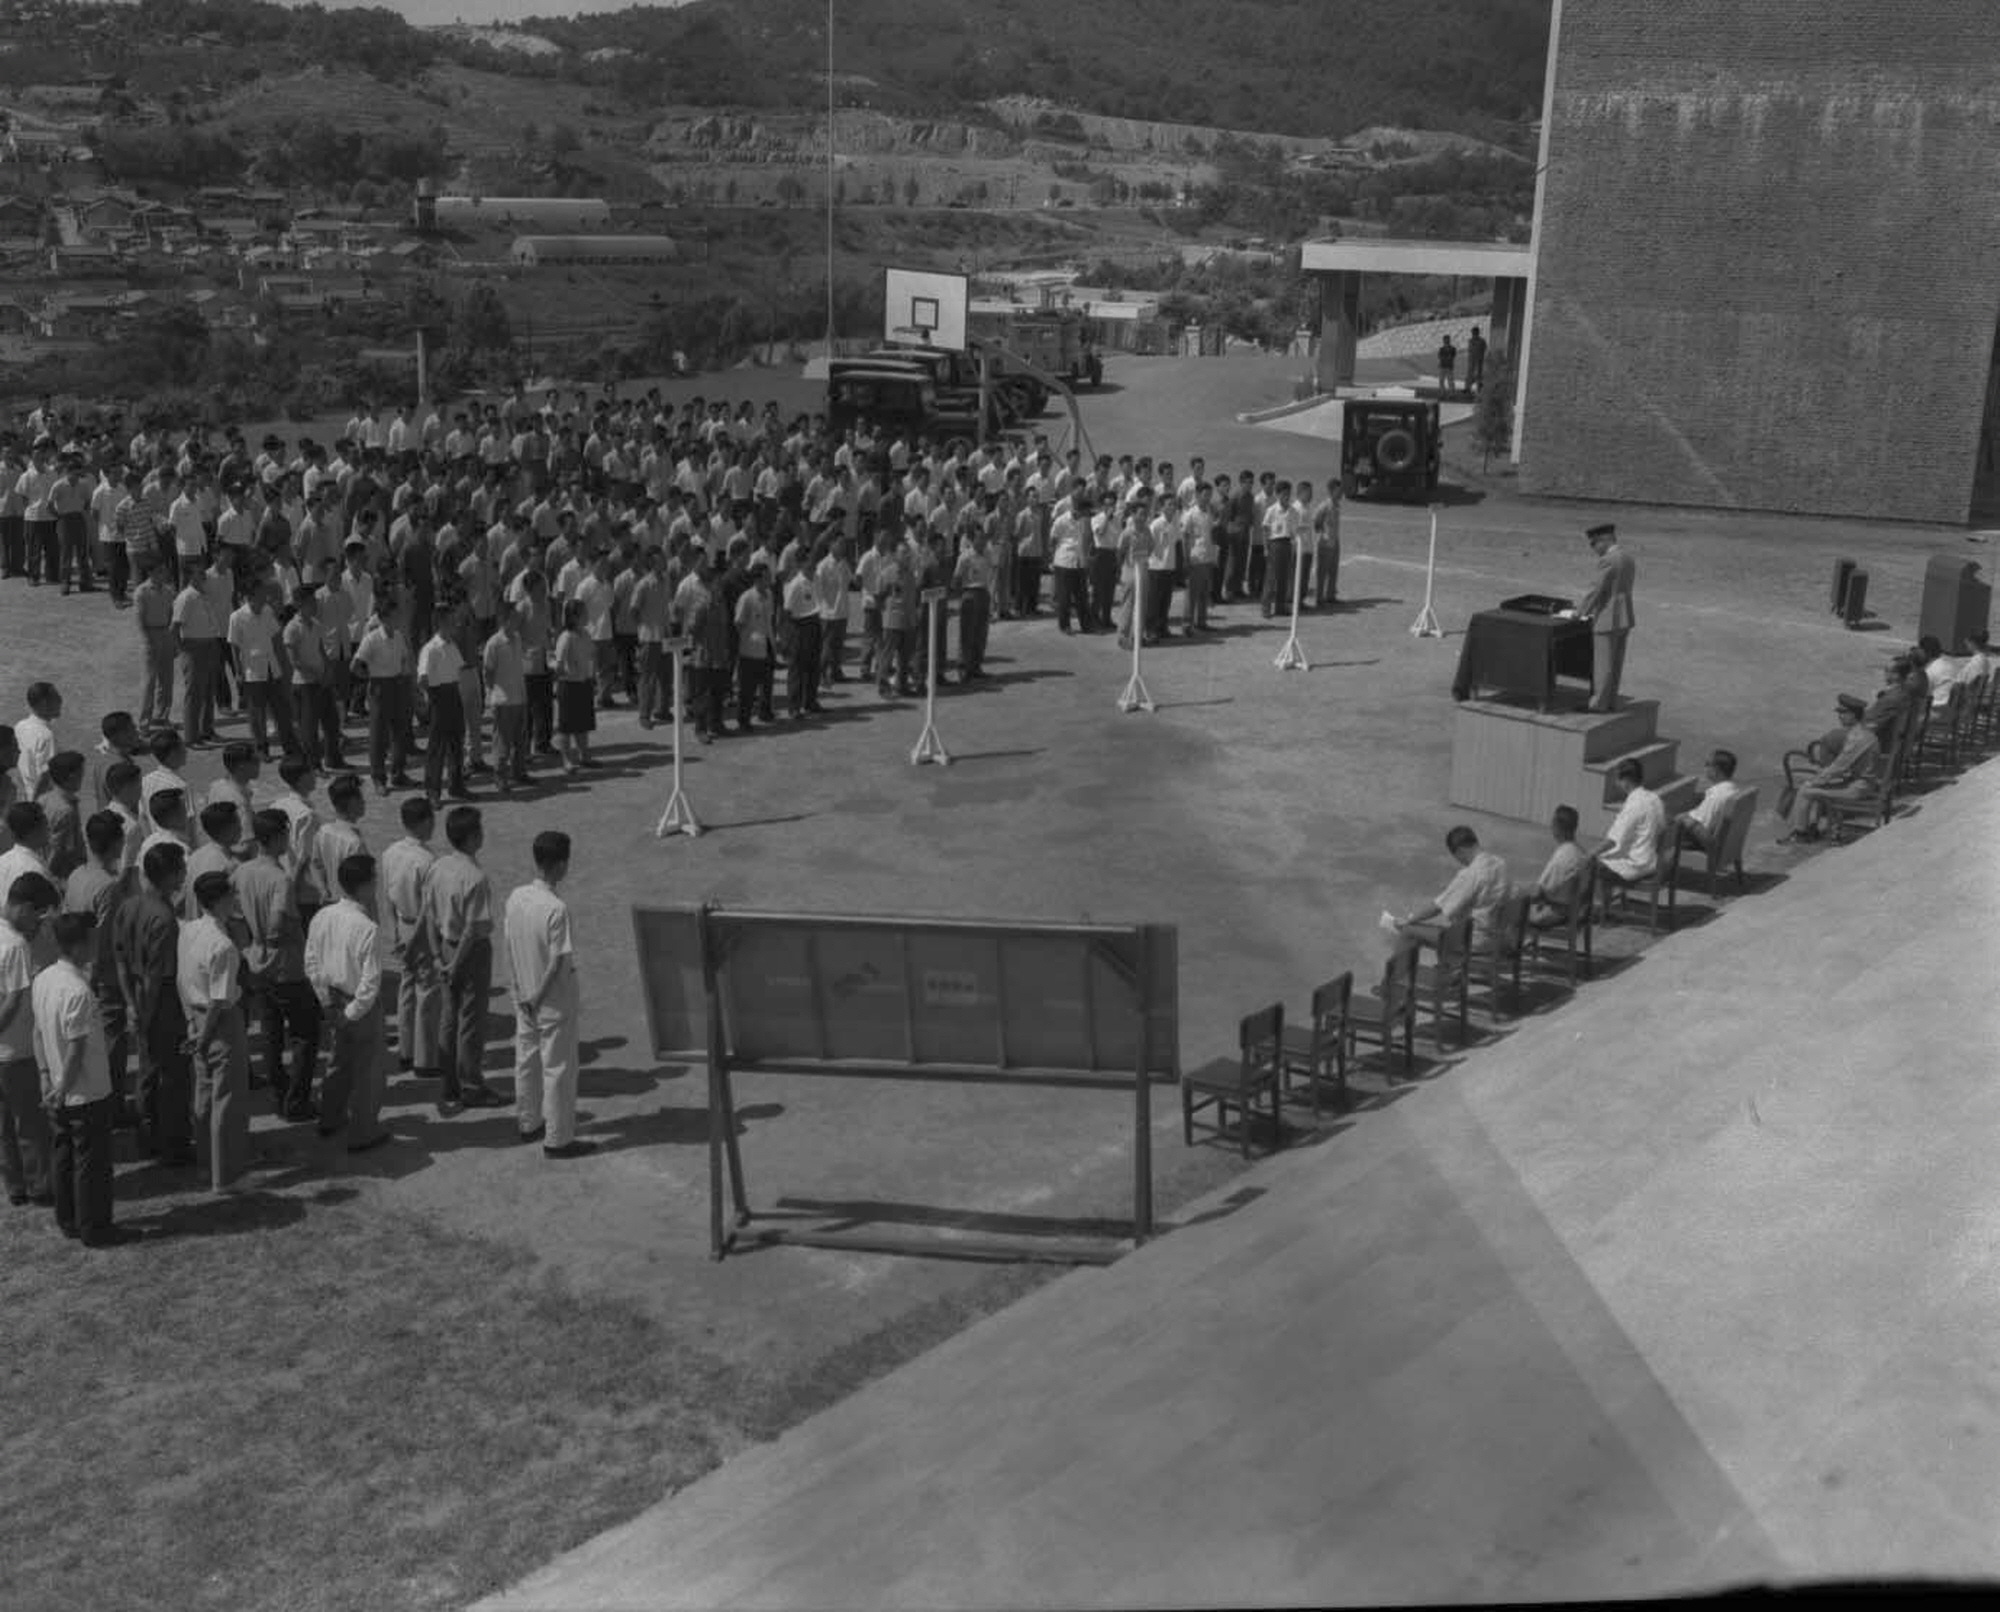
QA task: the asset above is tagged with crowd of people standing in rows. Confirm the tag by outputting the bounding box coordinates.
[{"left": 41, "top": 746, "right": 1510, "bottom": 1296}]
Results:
[
  {"left": 1, "top": 682, "right": 591, "bottom": 1245},
  {"left": 0, "top": 382, "right": 1365, "bottom": 1243},
  {"left": 3, "top": 385, "right": 1351, "bottom": 769}
]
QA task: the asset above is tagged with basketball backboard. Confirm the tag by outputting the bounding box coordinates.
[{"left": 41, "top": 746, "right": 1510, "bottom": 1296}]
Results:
[{"left": 883, "top": 267, "right": 969, "bottom": 352}]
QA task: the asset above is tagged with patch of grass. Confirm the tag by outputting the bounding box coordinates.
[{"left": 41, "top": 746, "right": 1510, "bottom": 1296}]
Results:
[
  {"left": 0, "top": 1194, "right": 752, "bottom": 1612},
  {"left": 0, "top": 1177, "right": 1082, "bottom": 1612}
]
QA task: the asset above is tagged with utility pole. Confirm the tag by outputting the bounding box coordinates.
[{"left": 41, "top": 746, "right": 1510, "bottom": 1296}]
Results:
[{"left": 825, "top": 0, "right": 836, "bottom": 358}]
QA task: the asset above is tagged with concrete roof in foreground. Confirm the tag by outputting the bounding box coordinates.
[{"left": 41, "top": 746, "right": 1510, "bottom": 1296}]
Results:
[{"left": 1301, "top": 237, "right": 1534, "bottom": 278}]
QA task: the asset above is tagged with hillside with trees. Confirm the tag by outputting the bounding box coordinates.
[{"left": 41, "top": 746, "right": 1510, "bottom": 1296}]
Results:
[
  {"left": 0, "top": 0, "right": 1550, "bottom": 148},
  {"left": 525, "top": 0, "right": 1551, "bottom": 144}
]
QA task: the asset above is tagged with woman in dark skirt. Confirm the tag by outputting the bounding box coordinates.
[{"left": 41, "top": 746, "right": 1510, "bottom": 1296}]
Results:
[{"left": 553, "top": 597, "right": 598, "bottom": 774}]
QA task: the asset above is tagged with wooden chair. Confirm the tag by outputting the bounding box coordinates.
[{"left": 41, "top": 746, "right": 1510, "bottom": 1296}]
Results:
[
  {"left": 1901, "top": 698, "right": 1934, "bottom": 778},
  {"left": 1473, "top": 890, "right": 1532, "bottom": 1021},
  {"left": 1527, "top": 857, "right": 1596, "bottom": 984},
  {"left": 1348, "top": 947, "right": 1417, "bottom": 1080},
  {"left": 1819, "top": 709, "right": 1917, "bottom": 842},
  {"left": 1602, "top": 833, "right": 1681, "bottom": 933},
  {"left": 1946, "top": 681, "right": 1983, "bottom": 769},
  {"left": 1915, "top": 686, "right": 1963, "bottom": 774},
  {"left": 1670, "top": 786, "right": 1759, "bottom": 907},
  {"left": 1278, "top": 973, "right": 1352, "bottom": 1126},
  {"left": 1181, "top": 1002, "right": 1285, "bottom": 1158},
  {"left": 1974, "top": 673, "right": 2000, "bottom": 750},
  {"left": 1402, "top": 913, "right": 1472, "bottom": 1054}
]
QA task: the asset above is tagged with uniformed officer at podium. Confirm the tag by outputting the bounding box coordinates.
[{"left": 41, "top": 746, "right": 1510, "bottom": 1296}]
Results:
[{"left": 1578, "top": 522, "right": 1636, "bottom": 712}]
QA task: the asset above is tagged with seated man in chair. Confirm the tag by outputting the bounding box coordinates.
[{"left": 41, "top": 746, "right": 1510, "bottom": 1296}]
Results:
[
  {"left": 1593, "top": 758, "right": 1666, "bottom": 916},
  {"left": 1391, "top": 824, "right": 1510, "bottom": 954},
  {"left": 1780, "top": 693, "right": 1880, "bottom": 844},
  {"left": 1529, "top": 804, "right": 1590, "bottom": 930},
  {"left": 1861, "top": 653, "right": 1920, "bottom": 746},
  {"left": 1674, "top": 748, "right": 1747, "bottom": 854}
]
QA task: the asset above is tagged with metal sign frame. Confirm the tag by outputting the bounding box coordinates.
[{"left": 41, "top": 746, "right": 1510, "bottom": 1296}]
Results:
[{"left": 632, "top": 903, "right": 1179, "bottom": 1265}]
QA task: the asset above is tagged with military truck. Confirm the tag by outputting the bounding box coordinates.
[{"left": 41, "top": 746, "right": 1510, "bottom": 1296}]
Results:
[
  {"left": 868, "top": 341, "right": 1044, "bottom": 422},
  {"left": 1340, "top": 396, "right": 1442, "bottom": 500},
  {"left": 826, "top": 359, "right": 995, "bottom": 442},
  {"left": 967, "top": 308, "right": 1102, "bottom": 389}
]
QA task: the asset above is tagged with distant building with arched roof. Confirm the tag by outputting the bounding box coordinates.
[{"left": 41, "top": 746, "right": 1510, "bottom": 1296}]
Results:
[{"left": 509, "top": 235, "right": 678, "bottom": 268}]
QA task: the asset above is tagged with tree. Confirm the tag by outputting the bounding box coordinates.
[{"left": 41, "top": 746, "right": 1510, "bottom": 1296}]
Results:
[
  {"left": 460, "top": 285, "right": 513, "bottom": 354},
  {"left": 724, "top": 176, "right": 739, "bottom": 206},
  {"left": 638, "top": 310, "right": 679, "bottom": 373},
  {"left": 123, "top": 306, "right": 211, "bottom": 389},
  {"left": 548, "top": 122, "right": 581, "bottom": 158},
  {"left": 901, "top": 173, "right": 920, "bottom": 208},
  {"left": 1473, "top": 362, "right": 1514, "bottom": 471},
  {"left": 717, "top": 297, "right": 758, "bottom": 357}
]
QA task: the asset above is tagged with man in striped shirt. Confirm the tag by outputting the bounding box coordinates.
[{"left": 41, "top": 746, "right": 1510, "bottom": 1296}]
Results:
[{"left": 108, "top": 469, "right": 152, "bottom": 607}]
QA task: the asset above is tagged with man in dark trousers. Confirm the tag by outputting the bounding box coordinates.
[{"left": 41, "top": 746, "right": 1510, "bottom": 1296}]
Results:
[
  {"left": 1577, "top": 522, "right": 1637, "bottom": 713},
  {"left": 0, "top": 870, "right": 59, "bottom": 1206},
  {"left": 1466, "top": 326, "right": 1487, "bottom": 393},
  {"left": 112, "top": 841, "right": 194, "bottom": 1164},
  {"left": 1225, "top": 470, "right": 1256, "bottom": 602},
  {"left": 427, "top": 805, "right": 507, "bottom": 1113},
  {"left": 36, "top": 909, "right": 136, "bottom": 1244}
]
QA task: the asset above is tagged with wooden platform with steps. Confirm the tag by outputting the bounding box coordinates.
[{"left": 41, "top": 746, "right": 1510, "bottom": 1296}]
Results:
[{"left": 1448, "top": 695, "right": 1700, "bottom": 834}]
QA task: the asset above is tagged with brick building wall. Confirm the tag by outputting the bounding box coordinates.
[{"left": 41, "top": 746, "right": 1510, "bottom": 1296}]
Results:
[{"left": 1520, "top": 0, "right": 2000, "bottom": 524}]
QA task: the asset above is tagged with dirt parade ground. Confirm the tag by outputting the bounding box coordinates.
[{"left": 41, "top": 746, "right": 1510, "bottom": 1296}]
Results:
[{"left": 0, "top": 352, "right": 1978, "bottom": 1612}]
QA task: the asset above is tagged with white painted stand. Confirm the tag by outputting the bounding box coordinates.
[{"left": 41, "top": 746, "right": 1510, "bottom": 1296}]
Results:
[
  {"left": 1274, "top": 536, "right": 1311, "bottom": 671},
  {"left": 654, "top": 638, "right": 702, "bottom": 838},
  {"left": 911, "top": 588, "right": 951, "bottom": 765},
  {"left": 1118, "top": 564, "right": 1155, "bottom": 713},
  {"left": 1410, "top": 506, "right": 1444, "bottom": 638}
]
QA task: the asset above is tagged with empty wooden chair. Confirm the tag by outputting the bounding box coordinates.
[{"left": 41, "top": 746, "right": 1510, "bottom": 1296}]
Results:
[
  {"left": 1182, "top": 1002, "right": 1285, "bottom": 1158},
  {"left": 1278, "top": 973, "right": 1352, "bottom": 1126},
  {"left": 1349, "top": 945, "right": 1418, "bottom": 1079}
]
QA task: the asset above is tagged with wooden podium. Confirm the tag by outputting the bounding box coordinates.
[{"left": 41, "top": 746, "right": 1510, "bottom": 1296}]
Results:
[{"left": 1448, "top": 697, "right": 1701, "bottom": 835}]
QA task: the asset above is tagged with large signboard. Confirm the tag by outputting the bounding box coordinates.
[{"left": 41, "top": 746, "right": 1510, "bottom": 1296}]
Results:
[
  {"left": 632, "top": 904, "right": 1179, "bottom": 1262},
  {"left": 883, "top": 268, "right": 969, "bottom": 352},
  {"left": 633, "top": 906, "right": 1177, "bottom": 1080}
]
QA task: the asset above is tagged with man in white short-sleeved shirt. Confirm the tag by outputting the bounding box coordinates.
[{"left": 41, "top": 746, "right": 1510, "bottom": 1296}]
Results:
[
  {"left": 504, "top": 829, "right": 588, "bottom": 1158},
  {"left": 34, "top": 907, "right": 122, "bottom": 1241},
  {"left": 1597, "top": 760, "right": 1667, "bottom": 892},
  {"left": 1, "top": 871, "right": 61, "bottom": 1205}
]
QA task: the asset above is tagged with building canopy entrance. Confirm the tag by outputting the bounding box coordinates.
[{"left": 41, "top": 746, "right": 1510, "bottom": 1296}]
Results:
[{"left": 1300, "top": 237, "right": 1533, "bottom": 394}]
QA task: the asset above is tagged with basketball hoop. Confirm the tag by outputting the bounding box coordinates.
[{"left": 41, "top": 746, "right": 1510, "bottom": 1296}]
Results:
[{"left": 882, "top": 272, "right": 965, "bottom": 351}]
